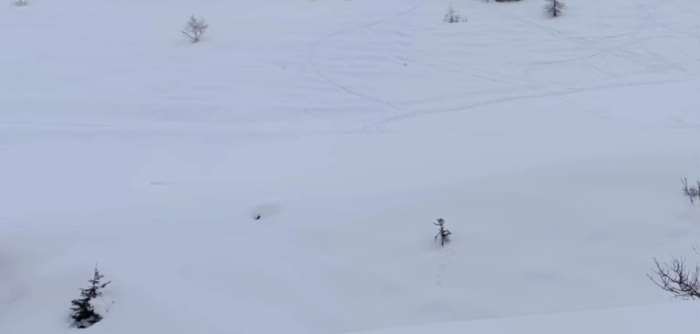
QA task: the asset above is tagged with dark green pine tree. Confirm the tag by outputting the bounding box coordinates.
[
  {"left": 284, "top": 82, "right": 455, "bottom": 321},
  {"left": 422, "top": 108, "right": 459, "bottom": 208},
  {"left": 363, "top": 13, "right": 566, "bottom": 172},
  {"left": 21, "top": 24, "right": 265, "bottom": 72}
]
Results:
[{"left": 70, "top": 267, "right": 110, "bottom": 328}]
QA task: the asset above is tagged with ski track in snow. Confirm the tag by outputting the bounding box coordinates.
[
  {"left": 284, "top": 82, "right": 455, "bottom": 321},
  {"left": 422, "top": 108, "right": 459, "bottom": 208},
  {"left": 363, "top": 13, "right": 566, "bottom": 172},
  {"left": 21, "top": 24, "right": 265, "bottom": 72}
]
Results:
[
  {"left": 306, "top": 0, "right": 700, "bottom": 129},
  {"left": 306, "top": 0, "right": 423, "bottom": 114}
]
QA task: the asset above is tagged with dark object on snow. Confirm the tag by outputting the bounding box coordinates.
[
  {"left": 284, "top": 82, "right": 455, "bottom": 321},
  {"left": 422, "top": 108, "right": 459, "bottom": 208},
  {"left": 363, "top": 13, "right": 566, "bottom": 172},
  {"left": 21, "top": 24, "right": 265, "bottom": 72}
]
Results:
[
  {"left": 545, "top": 0, "right": 565, "bottom": 17},
  {"left": 70, "top": 267, "right": 111, "bottom": 328},
  {"left": 254, "top": 214, "right": 262, "bottom": 221},
  {"left": 682, "top": 177, "right": 700, "bottom": 204},
  {"left": 182, "top": 15, "right": 208, "bottom": 43},
  {"left": 434, "top": 218, "right": 452, "bottom": 247},
  {"left": 444, "top": 5, "right": 466, "bottom": 23}
]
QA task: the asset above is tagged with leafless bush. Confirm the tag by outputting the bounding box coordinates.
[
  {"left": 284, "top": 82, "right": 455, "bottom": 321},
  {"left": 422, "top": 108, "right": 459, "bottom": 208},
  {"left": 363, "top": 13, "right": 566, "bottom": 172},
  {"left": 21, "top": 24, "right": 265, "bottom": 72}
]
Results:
[
  {"left": 682, "top": 177, "right": 700, "bottom": 204},
  {"left": 649, "top": 258, "right": 700, "bottom": 299},
  {"left": 434, "top": 218, "right": 452, "bottom": 247},
  {"left": 545, "top": 0, "right": 564, "bottom": 17},
  {"left": 13, "top": 0, "right": 28, "bottom": 7},
  {"left": 444, "top": 5, "right": 466, "bottom": 23},
  {"left": 182, "top": 15, "right": 208, "bottom": 43}
]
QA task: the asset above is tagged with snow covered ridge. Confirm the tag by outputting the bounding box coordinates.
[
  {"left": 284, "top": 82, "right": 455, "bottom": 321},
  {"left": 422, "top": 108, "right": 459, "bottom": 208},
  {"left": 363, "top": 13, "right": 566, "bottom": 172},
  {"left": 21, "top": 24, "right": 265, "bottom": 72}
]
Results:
[{"left": 3, "top": 0, "right": 700, "bottom": 333}]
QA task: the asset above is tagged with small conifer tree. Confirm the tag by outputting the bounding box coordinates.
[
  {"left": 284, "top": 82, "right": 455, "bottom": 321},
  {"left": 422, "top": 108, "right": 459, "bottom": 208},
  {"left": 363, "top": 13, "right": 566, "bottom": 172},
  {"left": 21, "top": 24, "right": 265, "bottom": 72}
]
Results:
[
  {"left": 434, "top": 218, "right": 452, "bottom": 247},
  {"left": 70, "top": 267, "right": 111, "bottom": 328},
  {"left": 545, "top": 0, "right": 564, "bottom": 17}
]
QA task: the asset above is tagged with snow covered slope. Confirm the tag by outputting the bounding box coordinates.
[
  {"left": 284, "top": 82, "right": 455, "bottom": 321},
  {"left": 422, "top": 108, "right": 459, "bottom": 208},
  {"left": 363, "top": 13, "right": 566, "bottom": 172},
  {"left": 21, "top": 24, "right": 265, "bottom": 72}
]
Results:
[
  {"left": 357, "top": 303, "right": 700, "bottom": 334},
  {"left": 2, "top": 0, "right": 700, "bottom": 333}
]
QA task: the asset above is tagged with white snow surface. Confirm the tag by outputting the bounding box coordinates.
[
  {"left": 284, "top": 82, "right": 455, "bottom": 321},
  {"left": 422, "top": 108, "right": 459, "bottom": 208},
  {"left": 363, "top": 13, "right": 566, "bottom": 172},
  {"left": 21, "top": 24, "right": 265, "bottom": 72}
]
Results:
[
  {"left": 2, "top": 0, "right": 700, "bottom": 333},
  {"left": 355, "top": 302, "right": 700, "bottom": 333}
]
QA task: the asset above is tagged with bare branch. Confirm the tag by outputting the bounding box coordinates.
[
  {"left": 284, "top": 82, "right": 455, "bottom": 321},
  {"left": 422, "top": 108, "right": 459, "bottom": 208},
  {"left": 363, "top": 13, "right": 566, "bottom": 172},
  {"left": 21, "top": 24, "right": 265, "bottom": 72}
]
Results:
[
  {"left": 649, "top": 258, "right": 700, "bottom": 299},
  {"left": 681, "top": 176, "right": 699, "bottom": 204},
  {"left": 183, "top": 15, "right": 208, "bottom": 43},
  {"left": 434, "top": 218, "right": 451, "bottom": 247}
]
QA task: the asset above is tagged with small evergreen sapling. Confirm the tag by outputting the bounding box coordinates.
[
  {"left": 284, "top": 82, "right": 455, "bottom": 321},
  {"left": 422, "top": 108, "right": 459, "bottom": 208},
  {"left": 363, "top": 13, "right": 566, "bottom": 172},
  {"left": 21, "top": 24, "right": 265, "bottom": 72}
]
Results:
[
  {"left": 434, "top": 218, "right": 452, "bottom": 247},
  {"left": 70, "top": 267, "right": 111, "bottom": 329},
  {"left": 545, "top": 0, "right": 564, "bottom": 18}
]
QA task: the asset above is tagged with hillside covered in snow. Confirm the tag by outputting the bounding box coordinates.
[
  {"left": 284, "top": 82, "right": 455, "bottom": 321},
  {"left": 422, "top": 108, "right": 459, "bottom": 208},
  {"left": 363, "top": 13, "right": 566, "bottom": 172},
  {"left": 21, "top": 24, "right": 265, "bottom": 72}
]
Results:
[{"left": 2, "top": 0, "right": 700, "bottom": 333}]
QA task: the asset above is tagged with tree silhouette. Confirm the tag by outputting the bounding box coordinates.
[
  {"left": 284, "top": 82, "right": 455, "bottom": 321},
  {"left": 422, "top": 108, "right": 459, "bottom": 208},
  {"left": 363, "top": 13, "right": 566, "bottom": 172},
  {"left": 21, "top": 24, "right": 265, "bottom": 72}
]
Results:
[
  {"left": 434, "top": 218, "right": 452, "bottom": 247},
  {"left": 70, "top": 267, "right": 111, "bottom": 328}
]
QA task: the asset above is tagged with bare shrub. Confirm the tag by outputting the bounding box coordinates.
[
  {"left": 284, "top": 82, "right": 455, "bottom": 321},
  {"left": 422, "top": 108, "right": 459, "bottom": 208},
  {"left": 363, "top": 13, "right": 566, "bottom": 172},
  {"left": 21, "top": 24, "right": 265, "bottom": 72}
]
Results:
[
  {"left": 434, "top": 218, "right": 452, "bottom": 247},
  {"left": 649, "top": 258, "right": 700, "bottom": 299},
  {"left": 682, "top": 177, "right": 700, "bottom": 204},
  {"left": 444, "top": 5, "right": 466, "bottom": 23},
  {"left": 182, "top": 15, "right": 208, "bottom": 43},
  {"left": 13, "top": 0, "right": 28, "bottom": 7}
]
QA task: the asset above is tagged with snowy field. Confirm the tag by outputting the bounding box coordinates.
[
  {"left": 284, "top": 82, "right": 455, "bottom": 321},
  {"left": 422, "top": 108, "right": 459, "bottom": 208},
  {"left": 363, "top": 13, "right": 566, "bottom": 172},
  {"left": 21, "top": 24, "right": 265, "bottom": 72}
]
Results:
[{"left": 2, "top": 0, "right": 700, "bottom": 333}]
